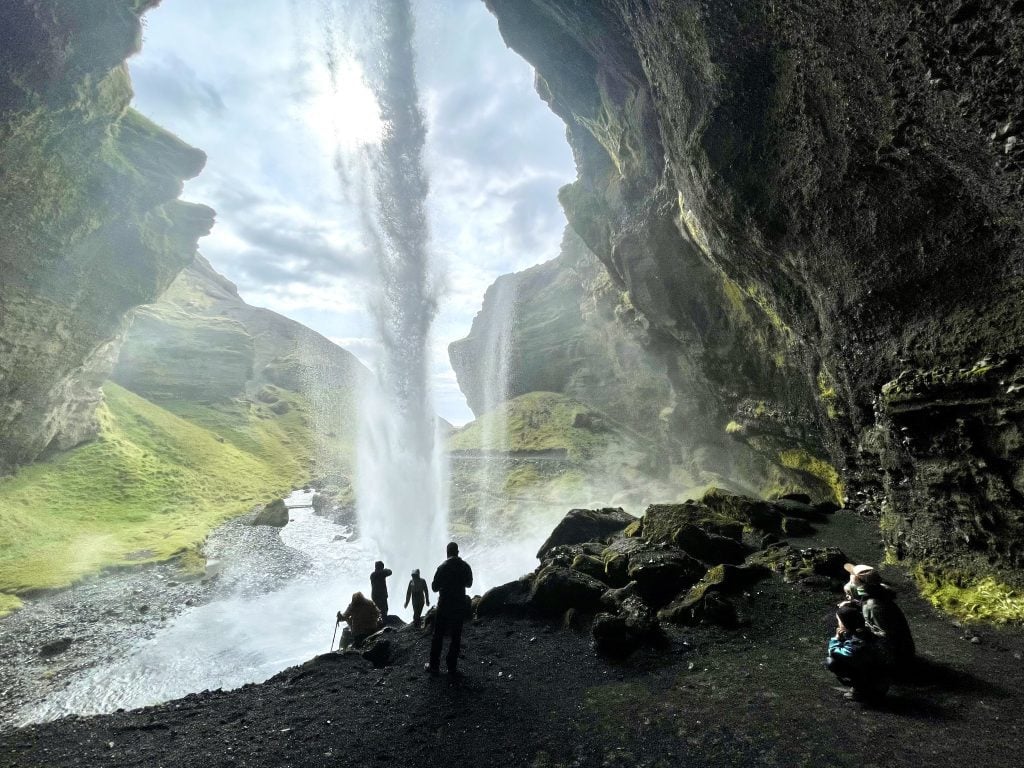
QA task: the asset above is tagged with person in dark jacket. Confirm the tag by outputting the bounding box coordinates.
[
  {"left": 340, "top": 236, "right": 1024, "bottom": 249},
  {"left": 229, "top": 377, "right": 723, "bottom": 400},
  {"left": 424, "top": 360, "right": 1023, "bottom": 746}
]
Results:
[
  {"left": 370, "top": 561, "right": 392, "bottom": 617},
  {"left": 426, "top": 541, "right": 473, "bottom": 675},
  {"left": 843, "top": 563, "right": 915, "bottom": 662},
  {"left": 405, "top": 569, "right": 431, "bottom": 628},
  {"left": 826, "top": 602, "right": 890, "bottom": 702}
]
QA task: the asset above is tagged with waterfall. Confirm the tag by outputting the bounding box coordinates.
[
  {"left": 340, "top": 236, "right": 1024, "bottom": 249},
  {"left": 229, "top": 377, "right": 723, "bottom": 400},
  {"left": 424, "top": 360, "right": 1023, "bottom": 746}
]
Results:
[
  {"left": 318, "top": 0, "right": 449, "bottom": 586},
  {"left": 475, "top": 277, "right": 518, "bottom": 535}
]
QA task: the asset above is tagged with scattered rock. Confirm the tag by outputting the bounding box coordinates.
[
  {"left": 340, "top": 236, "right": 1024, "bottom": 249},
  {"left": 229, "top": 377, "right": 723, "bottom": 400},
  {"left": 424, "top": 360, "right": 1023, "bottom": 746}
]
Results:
[{"left": 39, "top": 638, "right": 73, "bottom": 658}]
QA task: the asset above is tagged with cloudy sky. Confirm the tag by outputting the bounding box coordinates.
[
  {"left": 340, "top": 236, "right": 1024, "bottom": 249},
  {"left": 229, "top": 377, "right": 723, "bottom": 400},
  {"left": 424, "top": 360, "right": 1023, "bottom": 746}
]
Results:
[{"left": 129, "top": 0, "right": 575, "bottom": 424}]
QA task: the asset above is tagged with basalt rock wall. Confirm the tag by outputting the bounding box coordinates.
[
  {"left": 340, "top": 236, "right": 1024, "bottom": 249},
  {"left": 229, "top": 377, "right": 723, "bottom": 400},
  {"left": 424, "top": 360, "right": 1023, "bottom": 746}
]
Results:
[
  {"left": 0, "top": 0, "right": 214, "bottom": 472},
  {"left": 485, "top": 0, "right": 1024, "bottom": 583}
]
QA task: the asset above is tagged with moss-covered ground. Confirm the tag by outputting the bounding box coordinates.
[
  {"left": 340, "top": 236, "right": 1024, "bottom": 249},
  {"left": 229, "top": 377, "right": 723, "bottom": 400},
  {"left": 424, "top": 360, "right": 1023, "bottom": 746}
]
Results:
[
  {"left": 449, "top": 392, "right": 611, "bottom": 460},
  {"left": 0, "top": 382, "right": 320, "bottom": 612}
]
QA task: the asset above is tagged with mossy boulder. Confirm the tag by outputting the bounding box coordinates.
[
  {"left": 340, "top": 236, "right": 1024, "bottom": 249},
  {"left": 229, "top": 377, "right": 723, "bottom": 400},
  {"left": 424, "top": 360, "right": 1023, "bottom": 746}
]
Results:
[
  {"left": 571, "top": 554, "right": 611, "bottom": 585},
  {"left": 626, "top": 549, "right": 706, "bottom": 607},
  {"left": 658, "top": 564, "right": 770, "bottom": 625},
  {"left": 642, "top": 502, "right": 744, "bottom": 544},
  {"left": 536, "top": 507, "right": 637, "bottom": 560},
  {"left": 746, "top": 544, "right": 847, "bottom": 584},
  {"left": 529, "top": 565, "right": 607, "bottom": 616},
  {"left": 699, "top": 488, "right": 784, "bottom": 534},
  {"left": 252, "top": 498, "right": 289, "bottom": 527},
  {"left": 672, "top": 523, "right": 749, "bottom": 565}
]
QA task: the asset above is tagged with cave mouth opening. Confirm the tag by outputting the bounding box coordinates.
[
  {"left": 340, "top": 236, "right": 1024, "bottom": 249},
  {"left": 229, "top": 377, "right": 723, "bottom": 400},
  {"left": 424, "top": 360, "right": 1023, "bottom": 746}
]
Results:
[{"left": 3, "top": 0, "right": 587, "bottom": 725}]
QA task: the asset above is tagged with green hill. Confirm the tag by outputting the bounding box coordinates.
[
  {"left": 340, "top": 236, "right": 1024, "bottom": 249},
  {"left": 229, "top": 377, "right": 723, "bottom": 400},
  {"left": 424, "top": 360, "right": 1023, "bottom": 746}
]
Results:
[{"left": 0, "top": 382, "right": 313, "bottom": 614}]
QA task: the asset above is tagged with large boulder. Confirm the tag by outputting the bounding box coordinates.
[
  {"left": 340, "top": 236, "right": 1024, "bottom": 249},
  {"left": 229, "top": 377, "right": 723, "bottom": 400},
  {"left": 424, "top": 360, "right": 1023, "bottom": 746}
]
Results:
[
  {"left": 626, "top": 549, "right": 706, "bottom": 607},
  {"left": 746, "top": 544, "right": 847, "bottom": 584},
  {"left": 673, "top": 524, "right": 749, "bottom": 565},
  {"left": 477, "top": 577, "right": 534, "bottom": 617},
  {"left": 642, "top": 502, "right": 744, "bottom": 545},
  {"left": 536, "top": 508, "right": 637, "bottom": 560},
  {"left": 252, "top": 498, "right": 289, "bottom": 527},
  {"left": 699, "top": 488, "right": 784, "bottom": 535},
  {"left": 529, "top": 565, "right": 607, "bottom": 615},
  {"left": 659, "top": 564, "right": 769, "bottom": 625}
]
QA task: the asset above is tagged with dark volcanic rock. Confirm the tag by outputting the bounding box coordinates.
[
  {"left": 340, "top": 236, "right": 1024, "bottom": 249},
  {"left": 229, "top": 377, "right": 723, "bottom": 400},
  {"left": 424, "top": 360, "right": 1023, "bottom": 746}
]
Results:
[
  {"left": 536, "top": 507, "right": 636, "bottom": 560},
  {"left": 529, "top": 565, "right": 606, "bottom": 616},
  {"left": 484, "top": 0, "right": 1024, "bottom": 585},
  {"left": 477, "top": 578, "right": 534, "bottom": 618},
  {"left": 39, "top": 637, "right": 73, "bottom": 658},
  {"left": 626, "top": 549, "right": 706, "bottom": 608}
]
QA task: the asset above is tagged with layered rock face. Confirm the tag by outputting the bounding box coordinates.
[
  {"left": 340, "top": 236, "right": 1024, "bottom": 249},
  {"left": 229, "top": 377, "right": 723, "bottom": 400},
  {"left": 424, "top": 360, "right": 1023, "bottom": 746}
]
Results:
[
  {"left": 0, "top": 1, "right": 214, "bottom": 472},
  {"left": 484, "top": 0, "right": 1024, "bottom": 582},
  {"left": 113, "top": 254, "right": 367, "bottom": 457},
  {"left": 450, "top": 227, "right": 672, "bottom": 440}
]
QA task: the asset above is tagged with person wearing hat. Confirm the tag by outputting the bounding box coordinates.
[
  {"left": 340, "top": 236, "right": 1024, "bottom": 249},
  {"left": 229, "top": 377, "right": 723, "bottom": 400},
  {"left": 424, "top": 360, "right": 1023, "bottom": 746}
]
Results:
[
  {"left": 826, "top": 602, "right": 890, "bottom": 702},
  {"left": 404, "top": 568, "right": 431, "bottom": 628},
  {"left": 843, "top": 563, "right": 916, "bottom": 662}
]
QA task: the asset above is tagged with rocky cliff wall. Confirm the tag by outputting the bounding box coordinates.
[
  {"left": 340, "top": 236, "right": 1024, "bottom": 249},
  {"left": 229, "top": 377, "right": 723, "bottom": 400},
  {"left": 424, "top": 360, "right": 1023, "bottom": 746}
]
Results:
[
  {"left": 0, "top": 0, "right": 214, "bottom": 472},
  {"left": 485, "top": 0, "right": 1024, "bottom": 584}
]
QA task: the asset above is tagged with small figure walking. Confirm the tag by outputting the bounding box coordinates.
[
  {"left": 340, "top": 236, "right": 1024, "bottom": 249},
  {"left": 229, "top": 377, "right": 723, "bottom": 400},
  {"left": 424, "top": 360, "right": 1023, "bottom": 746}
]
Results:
[
  {"left": 405, "top": 568, "right": 431, "bottom": 628},
  {"left": 370, "top": 560, "right": 393, "bottom": 617},
  {"left": 337, "top": 592, "right": 382, "bottom": 650},
  {"left": 426, "top": 541, "right": 473, "bottom": 676}
]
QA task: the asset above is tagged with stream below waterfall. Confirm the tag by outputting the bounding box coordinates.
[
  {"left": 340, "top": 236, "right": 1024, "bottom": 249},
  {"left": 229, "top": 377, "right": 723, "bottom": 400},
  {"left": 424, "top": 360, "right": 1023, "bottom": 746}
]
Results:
[{"left": 0, "top": 490, "right": 545, "bottom": 728}]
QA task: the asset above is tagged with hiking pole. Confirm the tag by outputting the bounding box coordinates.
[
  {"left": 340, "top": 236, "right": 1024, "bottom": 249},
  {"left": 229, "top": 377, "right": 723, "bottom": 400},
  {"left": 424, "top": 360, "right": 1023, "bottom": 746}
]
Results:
[{"left": 330, "top": 617, "right": 340, "bottom": 652}]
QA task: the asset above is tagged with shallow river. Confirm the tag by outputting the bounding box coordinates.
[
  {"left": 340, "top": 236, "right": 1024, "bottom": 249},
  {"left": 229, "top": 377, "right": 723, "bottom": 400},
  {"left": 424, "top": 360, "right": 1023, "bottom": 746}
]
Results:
[{"left": 12, "top": 491, "right": 544, "bottom": 725}]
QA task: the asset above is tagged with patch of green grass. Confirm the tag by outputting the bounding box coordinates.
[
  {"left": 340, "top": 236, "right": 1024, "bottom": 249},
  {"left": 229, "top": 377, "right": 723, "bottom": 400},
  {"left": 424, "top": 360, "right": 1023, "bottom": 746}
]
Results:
[
  {"left": 0, "top": 382, "right": 311, "bottom": 595},
  {"left": 449, "top": 392, "right": 610, "bottom": 460},
  {"left": 915, "top": 567, "right": 1024, "bottom": 623},
  {"left": 0, "top": 593, "right": 23, "bottom": 618},
  {"left": 776, "top": 448, "right": 843, "bottom": 505}
]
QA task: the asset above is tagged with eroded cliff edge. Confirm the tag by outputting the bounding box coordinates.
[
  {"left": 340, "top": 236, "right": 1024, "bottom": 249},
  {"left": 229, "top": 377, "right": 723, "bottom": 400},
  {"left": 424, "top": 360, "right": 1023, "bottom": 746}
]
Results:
[
  {"left": 483, "top": 0, "right": 1024, "bottom": 586},
  {"left": 0, "top": 0, "right": 214, "bottom": 472}
]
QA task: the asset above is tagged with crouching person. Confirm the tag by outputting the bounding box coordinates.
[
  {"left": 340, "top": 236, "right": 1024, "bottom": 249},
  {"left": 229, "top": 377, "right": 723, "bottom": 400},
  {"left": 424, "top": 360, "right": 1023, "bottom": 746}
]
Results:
[
  {"left": 338, "top": 592, "right": 382, "bottom": 650},
  {"left": 826, "top": 602, "right": 890, "bottom": 703}
]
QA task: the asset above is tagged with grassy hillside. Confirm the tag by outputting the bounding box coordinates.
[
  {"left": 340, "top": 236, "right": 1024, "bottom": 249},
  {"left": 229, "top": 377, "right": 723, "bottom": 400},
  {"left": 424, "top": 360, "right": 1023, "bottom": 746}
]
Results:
[
  {"left": 0, "top": 382, "right": 320, "bottom": 614},
  {"left": 449, "top": 392, "right": 613, "bottom": 460}
]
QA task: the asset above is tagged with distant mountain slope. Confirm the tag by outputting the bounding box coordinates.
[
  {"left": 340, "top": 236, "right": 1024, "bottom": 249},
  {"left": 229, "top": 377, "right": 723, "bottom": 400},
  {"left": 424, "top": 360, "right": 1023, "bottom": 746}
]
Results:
[
  {"left": 0, "top": 258, "right": 368, "bottom": 615},
  {"left": 113, "top": 255, "right": 368, "bottom": 472}
]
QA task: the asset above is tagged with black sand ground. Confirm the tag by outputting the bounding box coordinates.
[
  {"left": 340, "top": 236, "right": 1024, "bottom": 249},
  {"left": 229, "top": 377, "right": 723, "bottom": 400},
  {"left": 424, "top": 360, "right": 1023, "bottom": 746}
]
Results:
[{"left": 2, "top": 512, "right": 1022, "bottom": 768}]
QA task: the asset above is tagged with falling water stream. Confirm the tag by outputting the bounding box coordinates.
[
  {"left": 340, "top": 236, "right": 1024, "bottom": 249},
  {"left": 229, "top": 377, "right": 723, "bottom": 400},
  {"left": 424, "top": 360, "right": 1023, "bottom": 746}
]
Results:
[{"left": 3, "top": 0, "right": 537, "bottom": 726}]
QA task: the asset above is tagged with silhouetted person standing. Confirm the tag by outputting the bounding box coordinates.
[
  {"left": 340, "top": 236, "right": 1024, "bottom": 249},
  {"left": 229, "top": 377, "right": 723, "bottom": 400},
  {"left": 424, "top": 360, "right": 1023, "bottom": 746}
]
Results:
[
  {"left": 370, "top": 560, "right": 392, "bottom": 617},
  {"left": 405, "top": 568, "right": 430, "bottom": 628},
  {"left": 427, "top": 541, "right": 473, "bottom": 675}
]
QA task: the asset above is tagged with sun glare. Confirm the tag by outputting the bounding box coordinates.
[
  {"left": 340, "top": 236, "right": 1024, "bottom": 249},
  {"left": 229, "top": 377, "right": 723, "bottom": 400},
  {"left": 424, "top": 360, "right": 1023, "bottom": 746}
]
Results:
[{"left": 303, "top": 58, "right": 383, "bottom": 154}]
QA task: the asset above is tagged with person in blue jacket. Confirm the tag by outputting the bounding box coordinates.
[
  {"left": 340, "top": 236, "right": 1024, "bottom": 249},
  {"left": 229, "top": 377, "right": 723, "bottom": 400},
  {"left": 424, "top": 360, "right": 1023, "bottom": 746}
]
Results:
[{"left": 826, "top": 602, "right": 891, "bottom": 702}]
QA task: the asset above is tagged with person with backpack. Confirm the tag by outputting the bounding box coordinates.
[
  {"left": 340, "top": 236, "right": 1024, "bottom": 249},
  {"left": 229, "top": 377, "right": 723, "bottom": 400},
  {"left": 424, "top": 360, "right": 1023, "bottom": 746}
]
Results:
[
  {"left": 843, "top": 563, "right": 916, "bottom": 662},
  {"left": 405, "top": 568, "right": 430, "bottom": 628},
  {"left": 370, "top": 560, "right": 393, "bottom": 617},
  {"left": 426, "top": 541, "right": 473, "bottom": 676},
  {"left": 826, "top": 602, "right": 891, "bottom": 702}
]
